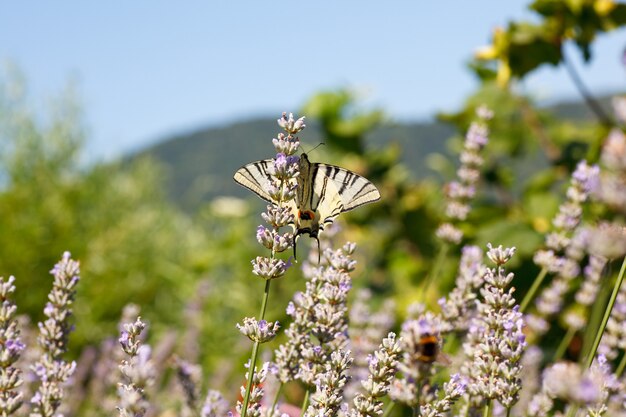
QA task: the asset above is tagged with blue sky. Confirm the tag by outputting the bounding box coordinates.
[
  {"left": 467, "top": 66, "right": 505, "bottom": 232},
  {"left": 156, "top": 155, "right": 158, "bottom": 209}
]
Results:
[{"left": 2, "top": 2, "right": 625, "bottom": 160}]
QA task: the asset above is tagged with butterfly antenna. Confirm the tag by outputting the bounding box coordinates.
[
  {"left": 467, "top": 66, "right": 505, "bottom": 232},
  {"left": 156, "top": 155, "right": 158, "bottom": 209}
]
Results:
[{"left": 299, "top": 142, "right": 326, "bottom": 155}]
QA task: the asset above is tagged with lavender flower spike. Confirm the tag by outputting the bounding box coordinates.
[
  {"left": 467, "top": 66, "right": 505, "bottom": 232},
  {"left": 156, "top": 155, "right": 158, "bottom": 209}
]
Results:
[
  {"left": 420, "top": 374, "right": 468, "bottom": 417},
  {"left": 237, "top": 362, "right": 271, "bottom": 417},
  {"left": 348, "top": 333, "right": 402, "bottom": 417},
  {"left": 240, "top": 114, "right": 302, "bottom": 417},
  {"left": 30, "top": 252, "right": 79, "bottom": 417},
  {"left": 117, "top": 317, "right": 155, "bottom": 417},
  {"left": 237, "top": 317, "right": 280, "bottom": 343},
  {"left": 303, "top": 349, "right": 353, "bottom": 417},
  {"left": 462, "top": 244, "right": 526, "bottom": 409},
  {"left": 436, "top": 106, "right": 491, "bottom": 244},
  {"left": 201, "top": 389, "right": 230, "bottom": 417},
  {"left": 0, "top": 276, "right": 24, "bottom": 416}
]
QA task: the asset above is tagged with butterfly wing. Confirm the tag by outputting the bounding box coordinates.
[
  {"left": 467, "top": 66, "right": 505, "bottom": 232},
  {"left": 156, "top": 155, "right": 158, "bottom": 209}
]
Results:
[
  {"left": 233, "top": 159, "right": 274, "bottom": 203},
  {"left": 313, "top": 163, "right": 381, "bottom": 211},
  {"left": 310, "top": 172, "right": 344, "bottom": 229}
]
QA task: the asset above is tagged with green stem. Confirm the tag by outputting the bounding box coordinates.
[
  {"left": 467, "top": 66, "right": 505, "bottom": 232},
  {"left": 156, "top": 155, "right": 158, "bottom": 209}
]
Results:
[
  {"left": 483, "top": 399, "right": 492, "bottom": 417},
  {"left": 583, "top": 256, "right": 626, "bottom": 370},
  {"left": 520, "top": 267, "right": 548, "bottom": 313},
  {"left": 581, "top": 272, "right": 612, "bottom": 361},
  {"left": 616, "top": 353, "right": 626, "bottom": 377},
  {"left": 300, "top": 389, "right": 310, "bottom": 417},
  {"left": 413, "top": 380, "right": 422, "bottom": 417},
  {"left": 270, "top": 382, "right": 284, "bottom": 413},
  {"left": 505, "top": 407, "right": 511, "bottom": 417},
  {"left": 553, "top": 326, "right": 577, "bottom": 361},
  {"left": 564, "top": 403, "right": 577, "bottom": 417},
  {"left": 422, "top": 244, "right": 449, "bottom": 300},
  {"left": 382, "top": 402, "right": 395, "bottom": 417},
  {"left": 241, "top": 279, "right": 273, "bottom": 417}
]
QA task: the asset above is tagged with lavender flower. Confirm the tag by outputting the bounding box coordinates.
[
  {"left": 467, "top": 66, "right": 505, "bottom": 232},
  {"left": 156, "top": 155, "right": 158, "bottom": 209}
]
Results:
[
  {"left": 584, "top": 355, "right": 621, "bottom": 416},
  {"left": 274, "top": 243, "right": 355, "bottom": 386},
  {"left": 439, "top": 245, "right": 485, "bottom": 332},
  {"left": 564, "top": 254, "right": 608, "bottom": 331},
  {"left": 531, "top": 162, "right": 599, "bottom": 330},
  {"left": 599, "top": 278, "right": 626, "bottom": 360},
  {"left": 596, "top": 123, "right": 626, "bottom": 213},
  {"left": 511, "top": 346, "right": 543, "bottom": 416},
  {"left": 391, "top": 312, "right": 445, "bottom": 408},
  {"left": 237, "top": 317, "right": 280, "bottom": 343},
  {"left": 117, "top": 317, "right": 155, "bottom": 417},
  {"left": 346, "top": 290, "right": 395, "bottom": 400},
  {"left": 0, "top": 276, "right": 24, "bottom": 415},
  {"left": 587, "top": 221, "right": 626, "bottom": 260},
  {"left": 237, "top": 362, "right": 271, "bottom": 417},
  {"left": 277, "top": 112, "right": 306, "bottom": 135},
  {"left": 303, "top": 349, "right": 353, "bottom": 417},
  {"left": 532, "top": 356, "right": 618, "bottom": 411},
  {"left": 30, "top": 252, "right": 79, "bottom": 417},
  {"left": 240, "top": 113, "right": 303, "bottom": 417},
  {"left": 172, "top": 356, "right": 201, "bottom": 415},
  {"left": 419, "top": 374, "right": 468, "bottom": 417},
  {"left": 462, "top": 245, "right": 525, "bottom": 409},
  {"left": 436, "top": 106, "right": 492, "bottom": 244},
  {"left": 201, "top": 390, "right": 230, "bottom": 417},
  {"left": 348, "top": 333, "right": 401, "bottom": 417}
]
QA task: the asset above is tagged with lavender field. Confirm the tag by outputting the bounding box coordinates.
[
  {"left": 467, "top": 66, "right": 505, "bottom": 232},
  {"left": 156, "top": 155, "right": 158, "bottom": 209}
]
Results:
[{"left": 1, "top": 1, "right": 626, "bottom": 417}]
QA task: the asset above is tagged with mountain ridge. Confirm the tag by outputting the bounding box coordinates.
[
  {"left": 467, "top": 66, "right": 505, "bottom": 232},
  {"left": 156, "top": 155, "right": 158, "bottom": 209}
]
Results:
[{"left": 132, "top": 94, "right": 615, "bottom": 212}]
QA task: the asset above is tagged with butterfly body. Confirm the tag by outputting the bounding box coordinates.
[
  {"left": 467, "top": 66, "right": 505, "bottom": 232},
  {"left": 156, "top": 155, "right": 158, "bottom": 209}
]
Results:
[{"left": 234, "top": 153, "right": 380, "bottom": 259}]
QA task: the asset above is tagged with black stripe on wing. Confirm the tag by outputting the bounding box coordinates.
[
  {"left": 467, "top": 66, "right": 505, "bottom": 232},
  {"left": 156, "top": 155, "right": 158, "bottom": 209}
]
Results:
[
  {"left": 233, "top": 159, "right": 274, "bottom": 202},
  {"left": 314, "top": 163, "right": 381, "bottom": 211}
]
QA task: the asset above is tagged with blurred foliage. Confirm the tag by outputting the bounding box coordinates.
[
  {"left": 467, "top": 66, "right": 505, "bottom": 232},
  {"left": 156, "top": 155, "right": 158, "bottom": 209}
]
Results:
[
  {"left": 0, "top": 72, "right": 286, "bottom": 376},
  {"left": 300, "top": 73, "right": 610, "bottom": 314},
  {"left": 473, "top": 0, "right": 626, "bottom": 86},
  {"left": 303, "top": 90, "right": 445, "bottom": 310},
  {"left": 0, "top": 74, "right": 210, "bottom": 349}
]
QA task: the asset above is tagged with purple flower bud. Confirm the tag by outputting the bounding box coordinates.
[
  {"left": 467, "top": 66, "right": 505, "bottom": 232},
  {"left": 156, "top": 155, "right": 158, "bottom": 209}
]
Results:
[
  {"left": 6, "top": 338, "right": 25, "bottom": 355},
  {"left": 43, "top": 302, "right": 55, "bottom": 317}
]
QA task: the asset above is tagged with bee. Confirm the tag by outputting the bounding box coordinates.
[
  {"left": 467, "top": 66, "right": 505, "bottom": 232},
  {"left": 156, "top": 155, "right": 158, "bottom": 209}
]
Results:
[{"left": 416, "top": 332, "right": 440, "bottom": 363}]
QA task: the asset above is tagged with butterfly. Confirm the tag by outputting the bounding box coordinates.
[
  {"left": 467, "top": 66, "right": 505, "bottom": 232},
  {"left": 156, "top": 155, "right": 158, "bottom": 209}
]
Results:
[{"left": 233, "top": 153, "right": 381, "bottom": 260}]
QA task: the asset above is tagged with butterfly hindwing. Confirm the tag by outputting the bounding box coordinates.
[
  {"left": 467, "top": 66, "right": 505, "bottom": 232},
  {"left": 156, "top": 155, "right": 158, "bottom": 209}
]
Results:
[
  {"left": 314, "top": 163, "right": 381, "bottom": 211},
  {"left": 311, "top": 172, "right": 344, "bottom": 228},
  {"left": 233, "top": 159, "right": 274, "bottom": 203}
]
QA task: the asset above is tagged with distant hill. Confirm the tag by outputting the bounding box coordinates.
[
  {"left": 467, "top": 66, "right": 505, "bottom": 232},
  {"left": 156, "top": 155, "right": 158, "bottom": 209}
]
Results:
[{"left": 131, "top": 94, "right": 615, "bottom": 212}]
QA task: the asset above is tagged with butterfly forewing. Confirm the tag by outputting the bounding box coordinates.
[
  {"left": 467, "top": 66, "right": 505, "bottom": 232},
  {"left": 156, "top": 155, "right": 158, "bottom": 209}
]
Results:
[
  {"left": 312, "top": 174, "right": 344, "bottom": 228},
  {"left": 233, "top": 159, "right": 274, "bottom": 203},
  {"left": 314, "top": 163, "right": 381, "bottom": 211}
]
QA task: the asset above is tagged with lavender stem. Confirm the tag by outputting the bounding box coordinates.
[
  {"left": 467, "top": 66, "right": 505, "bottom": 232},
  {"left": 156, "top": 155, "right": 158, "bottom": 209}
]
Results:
[
  {"left": 616, "top": 352, "right": 626, "bottom": 377},
  {"left": 299, "top": 389, "right": 310, "bottom": 417},
  {"left": 422, "top": 243, "right": 449, "bottom": 300},
  {"left": 520, "top": 267, "right": 548, "bottom": 313},
  {"left": 553, "top": 326, "right": 576, "bottom": 361},
  {"left": 382, "top": 402, "right": 395, "bottom": 417},
  {"left": 241, "top": 279, "right": 272, "bottom": 417},
  {"left": 270, "top": 382, "right": 283, "bottom": 413},
  {"left": 483, "top": 399, "right": 492, "bottom": 417},
  {"left": 583, "top": 256, "right": 626, "bottom": 370}
]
